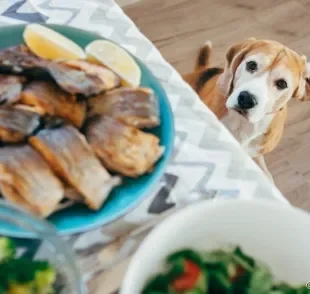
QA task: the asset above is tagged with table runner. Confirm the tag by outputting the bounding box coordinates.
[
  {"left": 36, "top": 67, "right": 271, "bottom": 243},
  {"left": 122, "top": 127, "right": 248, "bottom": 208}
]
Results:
[{"left": 0, "top": 0, "right": 288, "bottom": 293}]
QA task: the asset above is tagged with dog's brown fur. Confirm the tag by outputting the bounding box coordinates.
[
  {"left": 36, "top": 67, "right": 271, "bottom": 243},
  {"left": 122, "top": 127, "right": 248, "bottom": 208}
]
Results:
[{"left": 183, "top": 39, "right": 310, "bottom": 157}]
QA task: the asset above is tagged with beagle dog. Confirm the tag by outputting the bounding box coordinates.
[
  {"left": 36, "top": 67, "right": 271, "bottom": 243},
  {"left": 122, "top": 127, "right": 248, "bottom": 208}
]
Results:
[{"left": 183, "top": 38, "right": 310, "bottom": 181}]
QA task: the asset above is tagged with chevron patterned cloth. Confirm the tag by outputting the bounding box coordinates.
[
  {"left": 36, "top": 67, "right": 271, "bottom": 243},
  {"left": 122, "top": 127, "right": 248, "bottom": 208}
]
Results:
[{"left": 0, "top": 0, "right": 288, "bottom": 293}]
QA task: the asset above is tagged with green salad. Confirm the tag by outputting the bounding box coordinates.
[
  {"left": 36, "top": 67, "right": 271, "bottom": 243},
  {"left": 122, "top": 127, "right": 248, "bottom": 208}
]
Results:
[
  {"left": 0, "top": 237, "right": 56, "bottom": 294},
  {"left": 142, "top": 246, "right": 308, "bottom": 294}
]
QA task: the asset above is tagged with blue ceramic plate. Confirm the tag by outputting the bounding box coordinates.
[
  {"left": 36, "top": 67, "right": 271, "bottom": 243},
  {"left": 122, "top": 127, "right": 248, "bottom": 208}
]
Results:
[{"left": 0, "top": 24, "right": 174, "bottom": 237}]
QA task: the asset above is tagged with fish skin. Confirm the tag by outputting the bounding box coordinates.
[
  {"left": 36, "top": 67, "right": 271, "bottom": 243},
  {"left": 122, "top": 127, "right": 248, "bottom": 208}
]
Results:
[
  {"left": 47, "top": 62, "right": 105, "bottom": 96},
  {"left": 0, "top": 45, "right": 106, "bottom": 96},
  {"left": 21, "top": 81, "right": 86, "bottom": 128},
  {"left": 0, "top": 106, "right": 41, "bottom": 143},
  {"left": 29, "top": 125, "right": 121, "bottom": 210},
  {"left": 87, "top": 87, "right": 160, "bottom": 128},
  {"left": 0, "top": 145, "right": 64, "bottom": 217},
  {"left": 64, "top": 60, "right": 120, "bottom": 91},
  {"left": 85, "top": 116, "right": 164, "bottom": 177},
  {"left": 0, "top": 75, "right": 25, "bottom": 105}
]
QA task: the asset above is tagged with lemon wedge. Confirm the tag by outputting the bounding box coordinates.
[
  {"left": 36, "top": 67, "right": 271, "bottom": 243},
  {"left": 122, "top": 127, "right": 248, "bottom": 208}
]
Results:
[
  {"left": 23, "top": 24, "right": 86, "bottom": 60},
  {"left": 85, "top": 40, "right": 141, "bottom": 87}
]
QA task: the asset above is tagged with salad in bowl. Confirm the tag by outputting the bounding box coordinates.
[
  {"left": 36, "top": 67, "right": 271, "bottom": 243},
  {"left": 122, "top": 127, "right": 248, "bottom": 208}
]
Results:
[
  {"left": 142, "top": 246, "right": 308, "bottom": 293},
  {"left": 120, "top": 199, "right": 310, "bottom": 294},
  {"left": 0, "top": 199, "right": 85, "bottom": 294}
]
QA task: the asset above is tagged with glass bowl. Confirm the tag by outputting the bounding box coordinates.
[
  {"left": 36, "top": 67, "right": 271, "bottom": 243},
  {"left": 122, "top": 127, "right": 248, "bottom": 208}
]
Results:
[{"left": 0, "top": 199, "right": 86, "bottom": 294}]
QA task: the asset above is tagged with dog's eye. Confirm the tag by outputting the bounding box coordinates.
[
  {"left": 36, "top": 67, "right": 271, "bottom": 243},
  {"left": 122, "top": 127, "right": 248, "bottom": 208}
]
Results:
[
  {"left": 275, "top": 79, "right": 288, "bottom": 90},
  {"left": 246, "top": 61, "right": 257, "bottom": 72}
]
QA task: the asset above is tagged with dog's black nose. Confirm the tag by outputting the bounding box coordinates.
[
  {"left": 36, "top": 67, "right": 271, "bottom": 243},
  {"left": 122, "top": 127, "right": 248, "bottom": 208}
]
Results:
[{"left": 237, "top": 91, "right": 257, "bottom": 109}]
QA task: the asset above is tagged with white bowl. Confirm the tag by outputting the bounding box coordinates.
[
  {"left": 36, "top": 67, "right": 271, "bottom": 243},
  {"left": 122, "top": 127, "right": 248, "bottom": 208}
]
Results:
[{"left": 120, "top": 199, "right": 310, "bottom": 293}]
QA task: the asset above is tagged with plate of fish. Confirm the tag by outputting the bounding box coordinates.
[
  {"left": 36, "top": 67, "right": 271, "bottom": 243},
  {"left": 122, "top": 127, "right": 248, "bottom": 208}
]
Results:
[{"left": 0, "top": 24, "right": 174, "bottom": 237}]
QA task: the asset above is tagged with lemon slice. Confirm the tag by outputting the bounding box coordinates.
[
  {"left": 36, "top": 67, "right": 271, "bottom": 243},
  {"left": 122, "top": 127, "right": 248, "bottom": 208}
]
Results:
[
  {"left": 23, "top": 24, "right": 86, "bottom": 60},
  {"left": 85, "top": 40, "right": 141, "bottom": 87}
]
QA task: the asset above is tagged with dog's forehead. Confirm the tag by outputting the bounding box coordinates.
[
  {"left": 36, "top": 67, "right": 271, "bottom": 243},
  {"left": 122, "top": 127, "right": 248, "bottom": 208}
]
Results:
[
  {"left": 246, "top": 41, "right": 283, "bottom": 59},
  {"left": 244, "top": 41, "right": 305, "bottom": 76}
]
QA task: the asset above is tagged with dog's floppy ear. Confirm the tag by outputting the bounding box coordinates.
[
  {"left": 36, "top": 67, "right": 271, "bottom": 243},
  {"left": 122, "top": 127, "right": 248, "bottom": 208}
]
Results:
[
  {"left": 217, "top": 38, "right": 256, "bottom": 96},
  {"left": 294, "top": 56, "right": 310, "bottom": 102}
]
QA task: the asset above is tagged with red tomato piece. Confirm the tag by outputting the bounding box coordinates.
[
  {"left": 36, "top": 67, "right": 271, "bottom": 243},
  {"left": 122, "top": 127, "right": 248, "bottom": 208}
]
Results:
[{"left": 171, "top": 260, "right": 201, "bottom": 291}]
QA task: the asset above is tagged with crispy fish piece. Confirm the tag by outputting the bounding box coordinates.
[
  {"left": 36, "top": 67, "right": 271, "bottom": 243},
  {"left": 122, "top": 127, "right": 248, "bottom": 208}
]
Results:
[
  {"left": 14, "top": 104, "right": 45, "bottom": 115},
  {"left": 0, "top": 45, "right": 44, "bottom": 75},
  {"left": 65, "top": 60, "right": 120, "bottom": 91},
  {"left": 21, "top": 81, "right": 86, "bottom": 128},
  {"left": 48, "top": 62, "right": 106, "bottom": 96},
  {"left": 0, "top": 182, "right": 41, "bottom": 215},
  {"left": 29, "top": 125, "right": 121, "bottom": 210},
  {"left": 0, "top": 146, "right": 64, "bottom": 217},
  {"left": 85, "top": 116, "right": 164, "bottom": 177},
  {"left": 0, "top": 75, "right": 25, "bottom": 105},
  {"left": 0, "top": 45, "right": 105, "bottom": 96},
  {"left": 42, "top": 115, "right": 67, "bottom": 130},
  {"left": 88, "top": 87, "right": 160, "bottom": 128},
  {"left": 0, "top": 183, "right": 73, "bottom": 214},
  {"left": 64, "top": 186, "right": 84, "bottom": 203},
  {"left": 0, "top": 107, "right": 41, "bottom": 143}
]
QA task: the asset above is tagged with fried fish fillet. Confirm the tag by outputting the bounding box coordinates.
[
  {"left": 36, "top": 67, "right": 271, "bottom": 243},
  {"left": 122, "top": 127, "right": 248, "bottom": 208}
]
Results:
[
  {"left": 88, "top": 87, "right": 160, "bottom": 128},
  {"left": 42, "top": 115, "right": 67, "bottom": 130},
  {"left": 29, "top": 125, "right": 121, "bottom": 210},
  {"left": 85, "top": 116, "right": 164, "bottom": 177},
  {"left": 0, "top": 46, "right": 106, "bottom": 96},
  {"left": 0, "top": 182, "right": 39, "bottom": 215},
  {"left": 0, "top": 75, "right": 25, "bottom": 105},
  {"left": 21, "top": 81, "right": 86, "bottom": 128},
  {"left": 0, "top": 107, "right": 41, "bottom": 143},
  {"left": 48, "top": 62, "right": 106, "bottom": 96},
  {"left": 65, "top": 60, "right": 120, "bottom": 91},
  {"left": 13, "top": 104, "right": 45, "bottom": 115},
  {"left": 64, "top": 186, "right": 84, "bottom": 203},
  {"left": 0, "top": 145, "right": 64, "bottom": 217}
]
